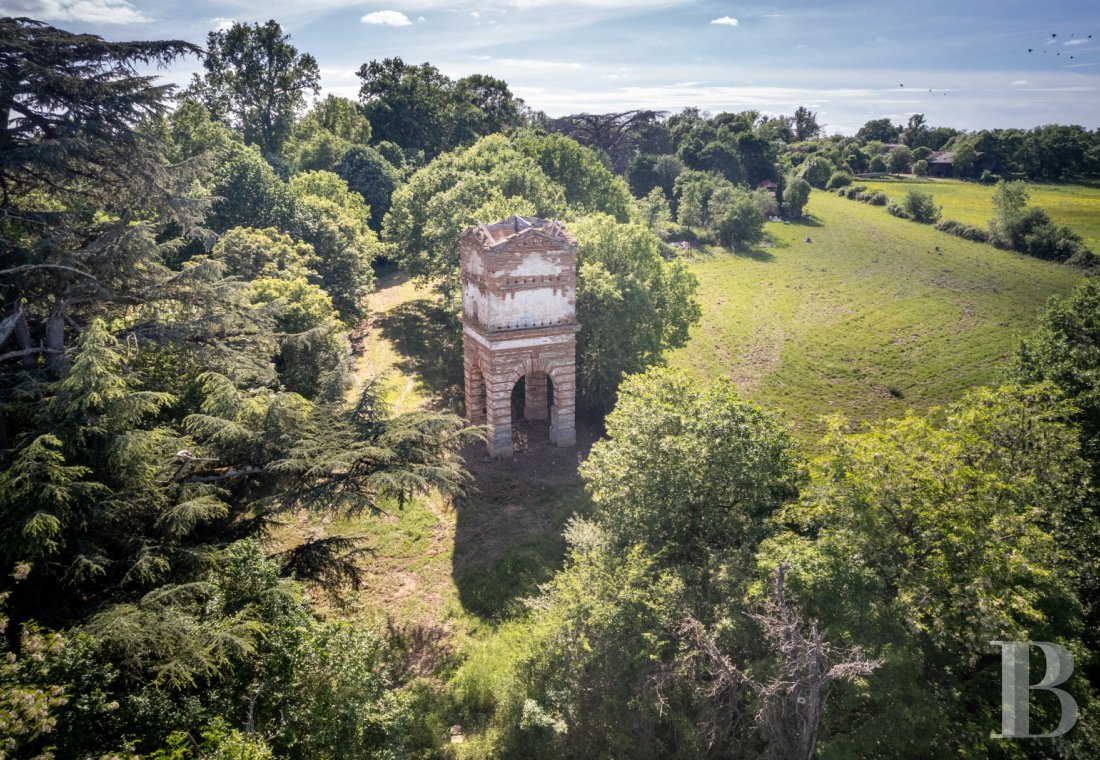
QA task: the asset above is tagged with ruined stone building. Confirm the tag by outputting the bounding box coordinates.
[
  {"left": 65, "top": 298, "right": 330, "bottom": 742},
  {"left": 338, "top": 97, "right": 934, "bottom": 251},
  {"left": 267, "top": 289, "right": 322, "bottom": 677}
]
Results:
[{"left": 460, "top": 216, "right": 578, "bottom": 457}]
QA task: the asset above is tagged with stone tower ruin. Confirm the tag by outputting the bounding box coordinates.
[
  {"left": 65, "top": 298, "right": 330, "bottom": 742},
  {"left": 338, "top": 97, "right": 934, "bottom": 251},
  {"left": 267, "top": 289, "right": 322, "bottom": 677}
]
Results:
[{"left": 460, "top": 216, "right": 578, "bottom": 457}]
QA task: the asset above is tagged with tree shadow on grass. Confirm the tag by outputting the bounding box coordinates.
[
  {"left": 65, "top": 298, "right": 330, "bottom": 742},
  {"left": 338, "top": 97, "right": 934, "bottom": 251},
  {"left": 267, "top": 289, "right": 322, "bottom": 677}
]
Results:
[
  {"left": 734, "top": 245, "right": 776, "bottom": 262},
  {"left": 451, "top": 417, "right": 601, "bottom": 621},
  {"left": 374, "top": 298, "right": 464, "bottom": 407},
  {"left": 788, "top": 213, "right": 824, "bottom": 228}
]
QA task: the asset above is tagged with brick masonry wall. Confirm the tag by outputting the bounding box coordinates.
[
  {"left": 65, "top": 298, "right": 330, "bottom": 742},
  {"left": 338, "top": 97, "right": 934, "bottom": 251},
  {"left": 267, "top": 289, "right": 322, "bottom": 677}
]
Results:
[{"left": 460, "top": 218, "right": 579, "bottom": 457}]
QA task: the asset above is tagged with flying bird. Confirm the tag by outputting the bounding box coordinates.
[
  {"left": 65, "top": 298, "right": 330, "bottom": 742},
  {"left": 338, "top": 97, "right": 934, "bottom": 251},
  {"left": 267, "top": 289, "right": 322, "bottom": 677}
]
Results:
[{"left": 1028, "top": 48, "right": 1033, "bottom": 53}]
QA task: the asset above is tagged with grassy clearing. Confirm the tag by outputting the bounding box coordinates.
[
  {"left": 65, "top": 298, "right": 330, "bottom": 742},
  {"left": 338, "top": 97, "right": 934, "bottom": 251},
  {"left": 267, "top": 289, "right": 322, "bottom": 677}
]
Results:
[
  {"left": 276, "top": 271, "right": 592, "bottom": 669},
  {"left": 857, "top": 176, "right": 1100, "bottom": 250},
  {"left": 668, "top": 189, "right": 1084, "bottom": 445}
]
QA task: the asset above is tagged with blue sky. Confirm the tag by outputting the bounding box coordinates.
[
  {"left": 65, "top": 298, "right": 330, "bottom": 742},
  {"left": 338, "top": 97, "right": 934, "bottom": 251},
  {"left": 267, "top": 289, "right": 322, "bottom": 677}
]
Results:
[{"left": 4, "top": 0, "right": 1099, "bottom": 134}]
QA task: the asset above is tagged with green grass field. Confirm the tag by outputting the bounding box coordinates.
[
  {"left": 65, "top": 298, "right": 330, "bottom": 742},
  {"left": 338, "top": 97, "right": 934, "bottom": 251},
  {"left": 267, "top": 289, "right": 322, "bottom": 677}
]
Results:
[
  {"left": 668, "top": 189, "right": 1085, "bottom": 443},
  {"left": 857, "top": 176, "right": 1100, "bottom": 250}
]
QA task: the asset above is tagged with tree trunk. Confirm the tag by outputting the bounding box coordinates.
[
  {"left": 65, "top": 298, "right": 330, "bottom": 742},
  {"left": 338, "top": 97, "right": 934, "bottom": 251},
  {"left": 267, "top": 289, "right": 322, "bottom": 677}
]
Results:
[{"left": 46, "top": 299, "right": 66, "bottom": 373}]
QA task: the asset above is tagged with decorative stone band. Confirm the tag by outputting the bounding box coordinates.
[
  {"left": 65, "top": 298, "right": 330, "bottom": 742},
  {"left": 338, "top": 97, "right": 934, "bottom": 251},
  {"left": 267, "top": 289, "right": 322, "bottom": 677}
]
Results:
[{"left": 462, "top": 321, "right": 579, "bottom": 351}]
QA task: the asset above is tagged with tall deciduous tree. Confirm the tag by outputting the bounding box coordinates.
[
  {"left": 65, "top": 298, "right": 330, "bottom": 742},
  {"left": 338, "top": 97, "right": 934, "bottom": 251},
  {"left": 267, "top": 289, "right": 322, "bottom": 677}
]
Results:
[
  {"left": 571, "top": 218, "right": 701, "bottom": 413},
  {"left": 187, "top": 20, "right": 320, "bottom": 157},
  {"left": 793, "top": 105, "right": 822, "bottom": 141}
]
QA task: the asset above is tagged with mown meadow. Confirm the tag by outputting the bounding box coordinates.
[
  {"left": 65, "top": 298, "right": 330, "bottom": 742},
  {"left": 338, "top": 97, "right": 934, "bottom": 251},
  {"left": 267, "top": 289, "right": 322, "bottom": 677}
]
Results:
[{"left": 668, "top": 187, "right": 1085, "bottom": 442}]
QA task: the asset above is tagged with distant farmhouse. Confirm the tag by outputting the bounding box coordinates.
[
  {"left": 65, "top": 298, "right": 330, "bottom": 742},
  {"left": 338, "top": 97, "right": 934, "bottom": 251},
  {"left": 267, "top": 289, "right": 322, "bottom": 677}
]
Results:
[{"left": 923, "top": 149, "right": 996, "bottom": 178}]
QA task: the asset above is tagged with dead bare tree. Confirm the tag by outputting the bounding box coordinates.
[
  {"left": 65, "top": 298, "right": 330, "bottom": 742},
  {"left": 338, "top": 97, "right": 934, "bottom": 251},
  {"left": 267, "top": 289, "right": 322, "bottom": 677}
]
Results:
[
  {"left": 548, "top": 110, "right": 666, "bottom": 173},
  {"left": 664, "top": 563, "right": 881, "bottom": 759}
]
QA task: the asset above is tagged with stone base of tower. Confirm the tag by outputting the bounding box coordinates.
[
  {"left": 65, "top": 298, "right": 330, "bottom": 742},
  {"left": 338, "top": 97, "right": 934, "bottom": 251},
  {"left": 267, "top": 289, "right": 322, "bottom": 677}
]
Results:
[{"left": 463, "top": 321, "right": 577, "bottom": 459}]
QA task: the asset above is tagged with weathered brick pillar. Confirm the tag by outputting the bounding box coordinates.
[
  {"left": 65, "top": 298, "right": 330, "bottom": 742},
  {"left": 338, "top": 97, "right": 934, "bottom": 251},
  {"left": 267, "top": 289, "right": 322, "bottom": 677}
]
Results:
[
  {"left": 549, "top": 365, "right": 576, "bottom": 447},
  {"left": 464, "top": 354, "right": 486, "bottom": 425},
  {"left": 525, "top": 372, "right": 549, "bottom": 421},
  {"left": 485, "top": 372, "right": 514, "bottom": 457}
]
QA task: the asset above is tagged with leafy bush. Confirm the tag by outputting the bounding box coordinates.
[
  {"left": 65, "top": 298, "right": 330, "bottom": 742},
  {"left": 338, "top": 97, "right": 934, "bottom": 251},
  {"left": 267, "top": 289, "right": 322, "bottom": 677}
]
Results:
[
  {"left": 798, "top": 155, "right": 833, "bottom": 188},
  {"left": 864, "top": 191, "right": 888, "bottom": 206},
  {"left": 936, "top": 219, "right": 988, "bottom": 243},
  {"left": 912, "top": 159, "right": 928, "bottom": 176},
  {"left": 887, "top": 203, "right": 909, "bottom": 219},
  {"left": 826, "top": 171, "right": 853, "bottom": 189},
  {"left": 903, "top": 190, "right": 941, "bottom": 223}
]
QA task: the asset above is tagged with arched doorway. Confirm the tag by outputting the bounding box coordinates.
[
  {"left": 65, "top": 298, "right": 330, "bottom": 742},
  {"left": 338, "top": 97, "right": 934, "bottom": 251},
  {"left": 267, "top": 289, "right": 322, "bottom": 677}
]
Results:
[{"left": 506, "top": 370, "right": 555, "bottom": 451}]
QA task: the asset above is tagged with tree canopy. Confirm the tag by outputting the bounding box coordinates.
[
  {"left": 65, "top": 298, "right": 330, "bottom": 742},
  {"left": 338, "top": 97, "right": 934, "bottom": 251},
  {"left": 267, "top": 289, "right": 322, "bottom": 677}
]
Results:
[{"left": 186, "top": 20, "right": 320, "bottom": 157}]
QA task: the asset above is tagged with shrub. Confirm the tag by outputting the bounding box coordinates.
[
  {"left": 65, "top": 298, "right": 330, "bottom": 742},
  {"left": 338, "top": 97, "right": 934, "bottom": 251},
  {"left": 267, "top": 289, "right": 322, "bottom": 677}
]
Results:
[
  {"left": 903, "top": 190, "right": 941, "bottom": 223},
  {"left": 865, "top": 191, "right": 887, "bottom": 206},
  {"left": 887, "top": 203, "right": 910, "bottom": 219},
  {"left": 799, "top": 156, "right": 833, "bottom": 188},
  {"left": 869, "top": 155, "right": 887, "bottom": 173},
  {"left": 827, "top": 171, "right": 853, "bottom": 189},
  {"left": 936, "top": 219, "right": 988, "bottom": 243},
  {"left": 912, "top": 159, "right": 928, "bottom": 176}
]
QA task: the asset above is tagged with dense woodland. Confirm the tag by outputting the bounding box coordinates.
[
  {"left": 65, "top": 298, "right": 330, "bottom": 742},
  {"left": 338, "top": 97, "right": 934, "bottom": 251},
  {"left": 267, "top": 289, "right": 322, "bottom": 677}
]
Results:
[{"left": 2, "top": 16, "right": 1100, "bottom": 759}]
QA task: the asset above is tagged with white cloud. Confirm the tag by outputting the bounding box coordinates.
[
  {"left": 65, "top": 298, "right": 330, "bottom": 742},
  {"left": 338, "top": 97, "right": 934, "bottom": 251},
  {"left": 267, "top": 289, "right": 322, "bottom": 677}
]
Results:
[
  {"left": 361, "top": 10, "right": 412, "bottom": 26},
  {"left": 6, "top": 0, "right": 150, "bottom": 24},
  {"left": 210, "top": 17, "right": 235, "bottom": 32},
  {"left": 710, "top": 16, "right": 738, "bottom": 27},
  {"left": 1011, "top": 80, "right": 1028, "bottom": 86},
  {"left": 1064, "top": 39, "right": 1088, "bottom": 46}
]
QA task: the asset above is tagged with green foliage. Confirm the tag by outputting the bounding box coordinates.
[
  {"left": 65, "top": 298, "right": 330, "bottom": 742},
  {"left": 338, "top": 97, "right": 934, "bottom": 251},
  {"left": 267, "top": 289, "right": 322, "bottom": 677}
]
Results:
[
  {"left": 186, "top": 21, "right": 320, "bottom": 156},
  {"left": 313, "top": 94, "right": 372, "bottom": 143},
  {"left": 798, "top": 155, "right": 833, "bottom": 188},
  {"left": 212, "top": 226, "right": 318, "bottom": 280},
  {"left": 751, "top": 186, "right": 779, "bottom": 217},
  {"left": 855, "top": 118, "right": 900, "bottom": 143},
  {"left": 935, "top": 218, "right": 988, "bottom": 242},
  {"left": 512, "top": 131, "right": 633, "bottom": 221},
  {"left": 581, "top": 368, "right": 799, "bottom": 605},
  {"left": 571, "top": 217, "right": 701, "bottom": 414},
  {"left": 825, "top": 171, "right": 853, "bottom": 189},
  {"left": 357, "top": 58, "right": 523, "bottom": 161},
  {"left": 335, "top": 146, "right": 402, "bottom": 231},
  {"left": 288, "top": 171, "right": 379, "bottom": 320},
  {"left": 783, "top": 175, "right": 811, "bottom": 217},
  {"left": 0, "top": 589, "right": 69, "bottom": 758},
  {"left": 771, "top": 385, "right": 1099, "bottom": 756},
  {"left": 282, "top": 97, "right": 371, "bottom": 174},
  {"left": 208, "top": 144, "right": 299, "bottom": 233},
  {"left": 636, "top": 186, "right": 672, "bottom": 233},
  {"left": 793, "top": 106, "right": 821, "bottom": 141},
  {"left": 886, "top": 145, "right": 913, "bottom": 174},
  {"left": 952, "top": 140, "right": 978, "bottom": 176},
  {"left": 627, "top": 153, "right": 660, "bottom": 198},
  {"left": 260, "top": 621, "right": 412, "bottom": 759},
  {"left": 903, "top": 189, "right": 941, "bottom": 223},
  {"left": 152, "top": 717, "right": 275, "bottom": 759},
  {"left": 710, "top": 185, "right": 766, "bottom": 249},
  {"left": 0, "top": 18, "right": 200, "bottom": 208},
  {"left": 911, "top": 158, "right": 928, "bottom": 176},
  {"left": 249, "top": 276, "right": 348, "bottom": 397},
  {"left": 987, "top": 180, "right": 1094, "bottom": 264},
  {"left": 450, "top": 521, "right": 685, "bottom": 759},
  {"left": 384, "top": 135, "right": 565, "bottom": 283},
  {"left": 868, "top": 155, "right": 888, "bottom": 173}
]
